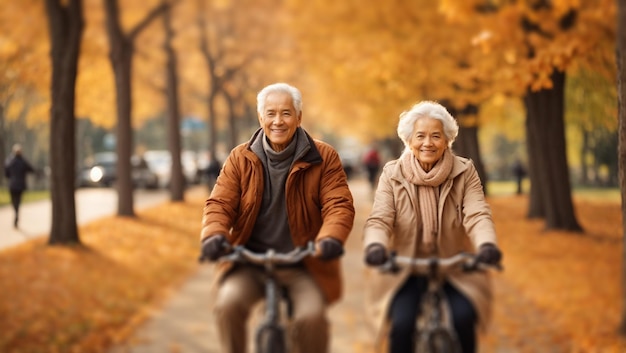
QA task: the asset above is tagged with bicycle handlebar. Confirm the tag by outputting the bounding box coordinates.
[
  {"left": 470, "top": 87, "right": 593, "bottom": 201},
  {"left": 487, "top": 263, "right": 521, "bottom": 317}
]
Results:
[
  {"left": 217, "top": 241, "right": 317, "bottom": 267},
  {"left": 377, "top": 251, "right": 502, "bottom": 275}
]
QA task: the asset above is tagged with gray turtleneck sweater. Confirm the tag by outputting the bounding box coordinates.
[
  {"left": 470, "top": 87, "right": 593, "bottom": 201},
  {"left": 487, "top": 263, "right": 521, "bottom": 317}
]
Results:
[{"left": 246, "top": 128, "right": 311, "bottom": 253}]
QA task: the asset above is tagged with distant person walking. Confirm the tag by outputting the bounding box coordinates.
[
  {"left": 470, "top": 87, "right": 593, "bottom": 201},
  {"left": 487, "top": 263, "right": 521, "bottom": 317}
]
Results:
[
  {"left": 512, "top": 159, "right": 526, "bottom": 195},
  {"left": 4, "top": 144, "right": 35, "bottom": 228},
  {"left": 205, "top": 153, "right": 221, "bottom": 192},
  {"left": 363, "top": 146, "right": 381, "bottom": 189}
]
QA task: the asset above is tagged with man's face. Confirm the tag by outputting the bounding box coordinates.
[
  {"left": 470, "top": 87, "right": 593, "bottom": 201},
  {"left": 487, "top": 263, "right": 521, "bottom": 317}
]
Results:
[{"left": 258, "top": 91, "right": 301, "bottom": 152}]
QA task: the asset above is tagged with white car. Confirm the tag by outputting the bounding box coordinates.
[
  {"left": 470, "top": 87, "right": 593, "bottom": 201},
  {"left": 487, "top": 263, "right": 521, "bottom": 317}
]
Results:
[{"left": 143, "top": 150, "right": 199, "bottom": 188}]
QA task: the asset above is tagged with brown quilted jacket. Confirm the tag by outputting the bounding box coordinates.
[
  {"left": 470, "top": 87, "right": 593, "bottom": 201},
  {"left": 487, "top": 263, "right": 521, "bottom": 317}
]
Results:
[{"left": 201, "top": 128, "right": 355, "bottom": 303}]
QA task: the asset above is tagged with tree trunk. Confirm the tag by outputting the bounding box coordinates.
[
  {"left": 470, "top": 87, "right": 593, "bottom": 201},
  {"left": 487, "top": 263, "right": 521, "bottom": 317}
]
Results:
[
  {"left": 0, "top": 104, "right": 6, "bottom": 187},
  {"left": 449, "top": 104, "right": 489, "bottom": 195},
  {"left": 112, "top": 43, "right": 135, "bottom": 217},
  {"left": 206, "top": 91, "right": 218, "bottom": 161},
  {"left": 580, "top": 127, "right": 590, "bottom": 185},
  {"left": 163, "top": 2, "right": 184, "bottom": 201},
  {"left": 455, "top": 125, "right": 489, "bottom": 194},
  {"left": 616, "top": 0, "right": 626, "bottom": 337},
  {"left": 104, "top": 0, "right": 134, "bottom": 217},
  {"left": 525, "top": 107, "right": 545, "bottom": 219},
  {"left": 197, "top": 7, "right": 223, "bottom": 163},
  {"left": 103, "top": 0, "right": 167, "bottom": 216},
  {"left": 524, "top": 70, "right": 582, "bottom": 231},
  {"left": 44, "top": 0, "right": 83, "bottom": 245},
  {"left": 224, "top": 90, "right": 238, "bottom": 150}
]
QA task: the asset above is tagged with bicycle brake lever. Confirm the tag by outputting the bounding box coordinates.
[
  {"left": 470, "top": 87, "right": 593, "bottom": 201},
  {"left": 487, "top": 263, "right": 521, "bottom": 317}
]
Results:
[
  {"left": 380, "top": 251, "right": 400, "bottom": 273},
  {"left": 465, "top": 259, "right": 504, "bottom": 272}
]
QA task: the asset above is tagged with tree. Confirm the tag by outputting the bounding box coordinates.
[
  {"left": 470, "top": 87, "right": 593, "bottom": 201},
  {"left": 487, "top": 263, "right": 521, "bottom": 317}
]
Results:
[
  {"left": 102, "top": 0, "right": 168, "bottom": 217},
  {"left": 44, "top": 0, "right": 84, "bottom": 245},
  {"left": 617, "top": 0, "right": 626, "bottom": 337},
  {"left": 441, "top": 0, "right": 614, "bottom": 231},
  {"left": 162, "top": 0, "right": 184, "bottom": 201},
  {"left": 451, "top": 104, "right": 490, "bottom": 194},
  {"left": 518, "top": 6, "right": 581, "bottom": 230},
  {"left": 194, "top": 0, "right": 262, "bottom": 161}
]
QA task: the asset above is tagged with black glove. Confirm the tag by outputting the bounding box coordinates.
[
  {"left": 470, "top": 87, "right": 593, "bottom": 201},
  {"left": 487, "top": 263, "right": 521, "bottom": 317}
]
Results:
[
  {"left": 318, "top": 238, "right": 344, "bottom": 261},
  {"left": 364, "top": 243, "right": 387, "bottom": 266},
  {"left": 200, "top": 234, "right": 228, "bottom": 262},
  {"left": 476, "top": 243, "right": 502, "bottom": 265}
]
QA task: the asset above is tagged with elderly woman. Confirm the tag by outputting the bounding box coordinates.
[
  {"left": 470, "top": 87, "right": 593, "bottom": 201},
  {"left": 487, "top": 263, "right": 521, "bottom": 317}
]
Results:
[{"left": 362, "top": 101, "right": 502, "bottom": 353}]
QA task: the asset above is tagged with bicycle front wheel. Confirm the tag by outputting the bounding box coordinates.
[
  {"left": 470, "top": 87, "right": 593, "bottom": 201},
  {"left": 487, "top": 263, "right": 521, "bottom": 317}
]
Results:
[
  {"left": 256, "top": 325, "right": 287, "bottom": 353},
  {"left": 416, "top": 327, "right": 461, "bottom": 353}
]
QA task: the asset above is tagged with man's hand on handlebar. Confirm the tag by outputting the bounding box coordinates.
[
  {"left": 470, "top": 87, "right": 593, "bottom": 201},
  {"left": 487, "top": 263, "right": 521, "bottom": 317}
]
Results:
[
  {"left": 199, "top": 234, "right": 229, "bottom": 262},
  {"left": 317, "top": 238, "right": 344, "bottom": 261}
]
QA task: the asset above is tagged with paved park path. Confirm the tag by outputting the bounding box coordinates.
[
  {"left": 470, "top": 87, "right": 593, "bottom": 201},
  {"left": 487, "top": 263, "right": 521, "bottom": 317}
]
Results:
[
  {"left": 0, "top": 187, "right": 170, "bottom": 250},
  {"left": 106, "top": 179, "right": 377, "bottom": 353},
  {"left": 106, "top": 178, "right": 567, "bottom": 353}
]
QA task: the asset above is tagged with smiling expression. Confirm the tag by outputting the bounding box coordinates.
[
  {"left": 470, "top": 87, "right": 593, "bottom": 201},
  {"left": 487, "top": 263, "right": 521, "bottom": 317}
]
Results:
[
  {"left": 258, "top": 91, "right": 302, "bottom": 152},
  {"left": 409, "top": 117, "right": 448, "bottom": 172}
]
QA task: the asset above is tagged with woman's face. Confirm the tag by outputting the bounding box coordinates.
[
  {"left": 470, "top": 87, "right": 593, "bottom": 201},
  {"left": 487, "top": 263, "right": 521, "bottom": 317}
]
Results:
[
  {"left": 409, "top": 117, "right": 448, "bottom": 172},
  {"left": 258, "top": 91, "right": 302, "bottom": 152}
]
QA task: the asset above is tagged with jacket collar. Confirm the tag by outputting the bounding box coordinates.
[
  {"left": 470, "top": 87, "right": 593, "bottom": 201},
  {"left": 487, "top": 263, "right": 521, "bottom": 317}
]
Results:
[{"left": 246, "top": 127, "right": 323, "bottom": 166}]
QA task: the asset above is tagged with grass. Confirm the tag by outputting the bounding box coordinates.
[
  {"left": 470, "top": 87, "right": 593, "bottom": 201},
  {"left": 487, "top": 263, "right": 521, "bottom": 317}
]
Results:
[
  {"left": 1, "top": 181, "right": 619, "bottom": 208},
  {"left": 487, "top": 180, "right": 621, "bottom": 203},
  {"left": 0, "top": 188, "right": 50, "bottom": 206}
]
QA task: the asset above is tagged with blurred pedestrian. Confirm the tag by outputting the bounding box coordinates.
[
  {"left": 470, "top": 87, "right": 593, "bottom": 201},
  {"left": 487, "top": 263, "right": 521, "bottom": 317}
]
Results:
[
  {"left": 512, "top": 159, "right": 526, "bottom": 195},
  {"left": 4, "top": 144, "right": 35, "bottom": 228},
  {"left": 363, "top": 146, "right": 381, "bottom": 189}
]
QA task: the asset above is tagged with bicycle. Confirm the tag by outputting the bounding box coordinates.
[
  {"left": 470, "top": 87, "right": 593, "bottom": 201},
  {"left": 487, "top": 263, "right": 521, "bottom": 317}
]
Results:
[
  {"left": 376, "top": 252, "right": 502, "bottom": 353},
  {"left": 209, "top": 241, "right": 317, "bottom": 353}
]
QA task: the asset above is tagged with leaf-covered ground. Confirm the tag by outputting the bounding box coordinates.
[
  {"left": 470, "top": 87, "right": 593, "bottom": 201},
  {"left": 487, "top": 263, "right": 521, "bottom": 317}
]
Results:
[
  {"left": 0, "top": 197, "right": 204, "bottom": 353},
  {"left": 483, "top": 194, "right": 626, "bottom": 352},
  {"left": 0, "top": 189, "right": 625, "bottom": 352}
]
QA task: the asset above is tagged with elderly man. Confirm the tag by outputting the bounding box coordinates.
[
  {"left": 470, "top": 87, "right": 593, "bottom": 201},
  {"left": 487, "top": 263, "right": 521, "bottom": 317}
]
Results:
[{"left": 200, "top": 82, "right": 355, "bottom": 353}]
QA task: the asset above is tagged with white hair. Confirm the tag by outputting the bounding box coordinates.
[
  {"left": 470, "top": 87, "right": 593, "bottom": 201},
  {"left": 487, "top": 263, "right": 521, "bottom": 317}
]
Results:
[
  {"left": 397, "top": 101, "right": 459, "bottom": 149},
  {"left": 256, "top": 83, "right": 303, "bottom": 115}
]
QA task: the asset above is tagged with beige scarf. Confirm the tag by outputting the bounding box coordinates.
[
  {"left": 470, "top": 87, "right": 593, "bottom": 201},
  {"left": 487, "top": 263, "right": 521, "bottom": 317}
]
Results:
[{"left": 400, "top": 148, "right": 454, "bottom": 254}]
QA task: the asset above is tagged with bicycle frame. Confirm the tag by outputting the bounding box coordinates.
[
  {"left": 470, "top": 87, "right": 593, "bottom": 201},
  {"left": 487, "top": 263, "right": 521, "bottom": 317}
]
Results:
[
  {"left": 378, "top": 252, "right": 500, "bottom": 353},
  {"left": 217, "top": 242, "right": 317, "bottom": 353}
]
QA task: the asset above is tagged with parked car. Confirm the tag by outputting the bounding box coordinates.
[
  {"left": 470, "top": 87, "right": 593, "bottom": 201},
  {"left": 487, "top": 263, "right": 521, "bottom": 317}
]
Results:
[
  {"left": 143, "top": 150, "right": 199, "bottom": 188},
  {"left": 77, "top": 152, "right": 159, "bottom": 189}
]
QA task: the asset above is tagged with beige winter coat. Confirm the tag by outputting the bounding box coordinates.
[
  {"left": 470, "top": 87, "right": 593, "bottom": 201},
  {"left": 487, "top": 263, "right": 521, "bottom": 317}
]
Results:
[{"left": 363, "top": 154, "right": 498, "bottom": 350}]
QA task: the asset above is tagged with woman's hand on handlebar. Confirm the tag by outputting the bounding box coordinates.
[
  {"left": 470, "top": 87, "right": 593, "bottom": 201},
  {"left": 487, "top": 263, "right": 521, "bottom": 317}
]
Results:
[
  {"left": 364, "top": 243, "right": 388, "bottom": 266},
  {"left": 475, "top": 243, "right": 502, "bottom": 266}
]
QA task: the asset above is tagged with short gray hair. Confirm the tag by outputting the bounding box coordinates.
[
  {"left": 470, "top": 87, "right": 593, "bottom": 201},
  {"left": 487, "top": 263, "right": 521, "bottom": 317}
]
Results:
[
  {"left": 397, "top": 101, "right": 458, "bottom": 149},
  {"left": 256, "top": 83, "right": 303, "bottom": 115}
]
